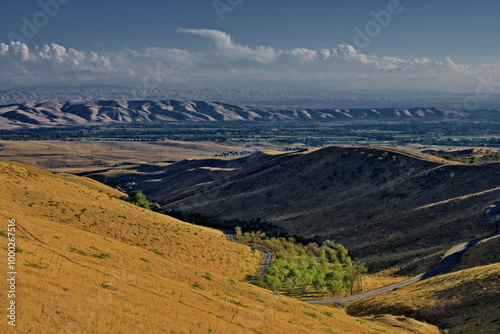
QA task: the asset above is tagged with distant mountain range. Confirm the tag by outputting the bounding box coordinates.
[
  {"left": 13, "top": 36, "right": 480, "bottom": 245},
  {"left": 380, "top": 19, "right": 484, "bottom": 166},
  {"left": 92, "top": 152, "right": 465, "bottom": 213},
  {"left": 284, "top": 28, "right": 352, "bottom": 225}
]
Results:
[
  {"left": 0, "top": 100, "right": 465, "bottom": 129},
  {"left": 3, "top": 85, "right": 500, "bottom": 109}
]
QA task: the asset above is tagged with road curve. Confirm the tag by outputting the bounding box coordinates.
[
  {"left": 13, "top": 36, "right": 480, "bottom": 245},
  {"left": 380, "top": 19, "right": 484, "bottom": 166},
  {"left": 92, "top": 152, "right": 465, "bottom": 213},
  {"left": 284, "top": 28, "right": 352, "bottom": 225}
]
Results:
[
  {"left": 307, "top": 231, "right": 500, "bottom": 305},
  {"left": 218, "top": 229, "right": 273, "bottom": 282}
]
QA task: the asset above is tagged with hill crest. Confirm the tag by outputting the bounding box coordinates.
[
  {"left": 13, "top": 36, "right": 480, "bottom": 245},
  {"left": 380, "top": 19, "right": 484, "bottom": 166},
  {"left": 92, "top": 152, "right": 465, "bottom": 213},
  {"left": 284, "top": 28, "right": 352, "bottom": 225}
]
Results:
[
  {"left": 0, "top": 100, "right": 465, "bottom": 128},
  {"left": 89, "top": 145, "right": 499, "bottom": 271}
]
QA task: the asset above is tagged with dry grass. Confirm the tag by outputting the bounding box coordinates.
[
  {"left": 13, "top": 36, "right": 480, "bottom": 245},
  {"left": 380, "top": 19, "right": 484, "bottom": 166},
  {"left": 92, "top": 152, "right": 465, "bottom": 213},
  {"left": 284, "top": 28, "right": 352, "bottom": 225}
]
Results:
[
  {"left": 0, "top": 140, "right": 279, "bottom": 173},
  {"left": 348, "top": 236, "right": 500, "bottom": 333},
  {"left": 0, "top": 162, "right": 437, "bottom": 333},
  {"left": 454, "top": 234, "right": 500, "bottom": 271},
  {"left": 349, "top": 262, "right": 500, "bottom": 333},
  {"left": 145, "top": 145, "right": 498, "bottom": 271}
]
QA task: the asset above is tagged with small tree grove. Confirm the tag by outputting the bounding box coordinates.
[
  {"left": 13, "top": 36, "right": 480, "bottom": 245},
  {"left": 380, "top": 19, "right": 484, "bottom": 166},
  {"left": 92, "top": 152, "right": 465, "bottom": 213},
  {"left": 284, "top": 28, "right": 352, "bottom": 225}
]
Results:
[{"left": 238, "top": 230, "right": 366, "bottom": 297}]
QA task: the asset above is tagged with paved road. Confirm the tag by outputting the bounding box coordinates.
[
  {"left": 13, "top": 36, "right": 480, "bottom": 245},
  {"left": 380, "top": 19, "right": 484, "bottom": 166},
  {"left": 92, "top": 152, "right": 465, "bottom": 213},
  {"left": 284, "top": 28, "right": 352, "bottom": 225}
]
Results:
[
  {"left": 307, "top": 231, "right": 500, "bottom": 305},
  {"left": 216, "top": 227, "right": 498, "bottom": 304},
  {"left": 218, "top": 229, "right": 273, "bottom": 282}
]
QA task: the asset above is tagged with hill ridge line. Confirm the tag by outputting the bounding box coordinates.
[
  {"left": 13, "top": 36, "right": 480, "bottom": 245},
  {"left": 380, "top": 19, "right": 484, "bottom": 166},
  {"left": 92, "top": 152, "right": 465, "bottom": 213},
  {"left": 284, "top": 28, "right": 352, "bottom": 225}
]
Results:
[
  {"left": 0, "top": 100, "right": 465, "bottom": 128},
  {"left": 412, "top": 185, "right": 500, "bottom": 211}
]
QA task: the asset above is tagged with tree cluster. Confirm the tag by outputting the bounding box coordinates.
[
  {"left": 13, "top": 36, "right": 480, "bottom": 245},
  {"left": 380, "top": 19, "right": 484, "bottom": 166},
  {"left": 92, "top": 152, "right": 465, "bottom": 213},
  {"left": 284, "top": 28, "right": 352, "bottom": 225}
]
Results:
[
  {"left": 121, "top": 191, "right": 161, "bottom": 212},
  {"left": 237, "top": 230, "right": 366, "bottom": 297}
]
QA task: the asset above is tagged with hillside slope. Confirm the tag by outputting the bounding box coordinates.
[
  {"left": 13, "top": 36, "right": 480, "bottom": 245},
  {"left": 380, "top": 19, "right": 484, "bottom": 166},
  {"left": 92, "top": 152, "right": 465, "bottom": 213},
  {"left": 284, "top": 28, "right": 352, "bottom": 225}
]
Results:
[
  {"left": 0, "top": 139, "right": 278, "bottom": 173},
  {"left": 0, "top": 100, "right": 464, "bottom": 128},
  {"left": 90, "top": 146, "right": 500, "bottom": 270},
  {"left": 348, "top": 235, "right": 500, "bottom": 333},
  {"left": 0, "top": 162, "right": 438, "bottom": 333}
]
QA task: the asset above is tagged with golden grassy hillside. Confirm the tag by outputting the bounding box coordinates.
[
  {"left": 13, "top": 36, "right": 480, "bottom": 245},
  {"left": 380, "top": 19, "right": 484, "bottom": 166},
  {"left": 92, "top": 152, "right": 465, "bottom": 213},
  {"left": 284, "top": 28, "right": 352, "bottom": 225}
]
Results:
[
  {"left": 0, "top": 140, "right": 278, "bottom": 173},
  {"left": 0, "top": 162, "right": 438, "bottom": 333},
  {"left": 348, "top": 236, "right": 500, "bottom": 333},
  {"left": 349, "top": 264, "right": 500, "bottom": 333}
]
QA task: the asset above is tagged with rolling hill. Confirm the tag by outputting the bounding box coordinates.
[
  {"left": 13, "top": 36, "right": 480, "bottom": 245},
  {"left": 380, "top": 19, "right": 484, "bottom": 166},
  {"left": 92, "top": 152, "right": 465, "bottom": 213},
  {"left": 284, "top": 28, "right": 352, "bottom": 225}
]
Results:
[
  {"left": 86, "top": 146, "right": 500, "bottom": 271},
  {"left": 0, "top": 139, "right": 278, "bottom": 174},
  {"left": 0, "top": 100, "right": 464, "bottom": 129},
  {"left": 348, "top": 234, "right": 500, "bottom": 333},
  {"left": 0, "top": 161, "right": 439, "bottom": 333}
]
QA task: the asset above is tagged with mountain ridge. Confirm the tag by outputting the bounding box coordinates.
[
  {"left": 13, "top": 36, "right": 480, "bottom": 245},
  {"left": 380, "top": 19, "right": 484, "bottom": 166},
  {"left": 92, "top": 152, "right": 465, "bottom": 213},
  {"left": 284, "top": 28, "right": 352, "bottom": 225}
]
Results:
[
  {"left": 3, "top": 86, "right": 500, "bottom": 109},
  {"left": 0, "top": 99, "right": 465, "bottom": 129}
]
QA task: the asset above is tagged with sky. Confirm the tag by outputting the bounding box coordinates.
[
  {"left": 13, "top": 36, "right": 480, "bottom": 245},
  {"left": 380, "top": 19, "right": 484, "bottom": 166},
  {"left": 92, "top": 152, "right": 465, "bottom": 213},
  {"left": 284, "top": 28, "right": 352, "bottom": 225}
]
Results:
[{"left": 1, "top": 0, "right": 499, "bottom": 93}]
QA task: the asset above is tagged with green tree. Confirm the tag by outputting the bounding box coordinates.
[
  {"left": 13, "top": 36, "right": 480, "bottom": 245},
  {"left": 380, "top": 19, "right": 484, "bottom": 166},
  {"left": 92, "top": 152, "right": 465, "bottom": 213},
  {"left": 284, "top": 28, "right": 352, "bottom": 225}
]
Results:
[
  {"left": 127, "top": 191, "right": 151, "bottom": 209},
  {"left": 343, "top": 263, "right": 356, "bottom": 295},
  {"left": 326, "top": 279, "right": 343, "bottom": 295},
  {"left": 336, "top": 244, "right": 349, "bottom": 264},
  {"left": 265, "top": 274, "right": 282, "bottom": 292},
  {"left": 342, "top": 261, "right": 367, "bottom": 295},
  {"left": 283, "top": 278, "right": 295, "bottom": 293},
  {"left": 149, "top": 203, "right": 162, "bottom": 212},
  {"left": 312, "top": 273, "right": 326, "bottom": 296},
  {"left": 325, "top": 264, "right": 344, "bottom": 295}
]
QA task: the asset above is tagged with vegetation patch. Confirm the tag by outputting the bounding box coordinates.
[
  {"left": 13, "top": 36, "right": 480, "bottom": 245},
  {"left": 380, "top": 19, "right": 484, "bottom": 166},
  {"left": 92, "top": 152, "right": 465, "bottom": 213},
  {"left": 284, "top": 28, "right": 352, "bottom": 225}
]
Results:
[
  {"left": 100, "top": 281, "right": 117, "bottom": 290},
  {"left": 201, "top": 272, "right": 212, "bottom": 281},
  {"left": 237, "top": 229, "right": 366, "bottom": 298},
  {"left": 190, "top": 282, "right": 203, "bottom": 290},
  {"left": 228, "top": 299, "right": 250, "bottom": 308},
  {"left": 24, "top": 261, "right": 48, "bottom": 269},
  {"left": 69, "top": 246, "right": 111, "bottom": 260}
]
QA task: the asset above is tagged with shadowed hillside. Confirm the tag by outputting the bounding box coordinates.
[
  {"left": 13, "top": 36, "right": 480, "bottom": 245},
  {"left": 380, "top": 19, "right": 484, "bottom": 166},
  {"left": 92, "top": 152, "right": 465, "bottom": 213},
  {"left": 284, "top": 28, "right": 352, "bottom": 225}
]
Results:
[
  {"left": 88, "top": 146, "right": 500, "bottom": 271},
  {"left": 0, "top": 162, "right": 439, "bottom": 333}
]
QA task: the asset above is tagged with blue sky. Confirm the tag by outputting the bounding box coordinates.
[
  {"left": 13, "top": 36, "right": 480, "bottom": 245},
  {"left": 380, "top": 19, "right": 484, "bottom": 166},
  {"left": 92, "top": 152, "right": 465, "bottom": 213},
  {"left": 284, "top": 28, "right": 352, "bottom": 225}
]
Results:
[{"left": 1, "top": 0, "right": 499, "bottom": 93}]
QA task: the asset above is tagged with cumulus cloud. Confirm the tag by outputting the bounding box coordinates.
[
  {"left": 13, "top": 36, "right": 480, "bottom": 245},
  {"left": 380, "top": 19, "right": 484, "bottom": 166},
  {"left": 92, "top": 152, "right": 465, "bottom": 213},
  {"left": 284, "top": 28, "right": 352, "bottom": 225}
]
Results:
[
  {"left": 177, "top": 28, "right": 278, "bottom": 63},
  {"left": 289, "top": 48, "right": 318, "bottom": 62},
  {"left": 443, "top": 57, "right": 471, "bottom": 74},
  {"left": 0, "top": 42, "right": 112, "bottom": 70},
  {"left": 323, "top": 43, "right": 475, "bottom": 74},
  {"left": 0, "top": 42, "right": 114, "bottom": 86},
  {"left": 0, "top": 29, "right": 497, "bottom": 92}
]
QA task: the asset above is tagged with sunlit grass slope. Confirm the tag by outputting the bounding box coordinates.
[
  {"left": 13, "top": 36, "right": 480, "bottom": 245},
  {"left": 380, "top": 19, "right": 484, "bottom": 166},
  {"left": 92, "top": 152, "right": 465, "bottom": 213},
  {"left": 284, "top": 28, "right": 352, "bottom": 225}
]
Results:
[
  {"left": 0, "top": 162, "right": 439, "bottom": 333},
  {"left": 349, "top": 237, "right": 500, "bottom": 333}
]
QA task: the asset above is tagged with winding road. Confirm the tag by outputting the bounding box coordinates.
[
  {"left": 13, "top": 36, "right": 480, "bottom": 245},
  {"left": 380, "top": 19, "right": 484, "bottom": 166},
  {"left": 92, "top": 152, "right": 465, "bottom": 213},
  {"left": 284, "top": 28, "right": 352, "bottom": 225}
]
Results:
[
  {"left": 220, "top": 226, "right": 499, "bottom": 305},
  {"left": 221, "top": 229, "right": 274, "bottom": 282},
  {"left": 307, "top": 231, "right": 500, "bottom": 305}
]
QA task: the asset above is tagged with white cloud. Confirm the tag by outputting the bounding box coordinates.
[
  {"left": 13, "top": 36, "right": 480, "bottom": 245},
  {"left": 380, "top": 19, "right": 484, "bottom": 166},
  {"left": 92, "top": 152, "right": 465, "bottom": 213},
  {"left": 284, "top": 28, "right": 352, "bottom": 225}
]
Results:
[
  {"left": 177, "top": 28, "right": 278, "bottom": 63},
  {"left": 444, "top": 56, "right": 471, "bottom": 74},
  {"left": 0, "top": 42, "right": 113, "bottom": 85},
  {"left": 289, "top": 48, "right": 318, "bottom": 62},
  {"left": 0, "top": 43, "right": 8, "bottom": 55},
  {"left": 0, "top": 29, "right": 498, "bottom": 92}
]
